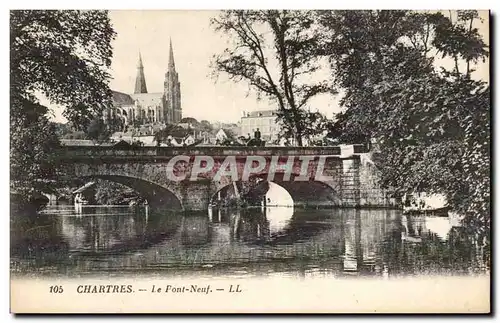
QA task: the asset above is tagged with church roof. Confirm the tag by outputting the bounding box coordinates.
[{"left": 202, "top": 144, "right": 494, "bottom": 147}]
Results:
[
  {"left": 112, "top": 91, "right": 134, "bottom": 106},
  {"left": 130, "top": 92, "right": 164, "bottom": 107}
]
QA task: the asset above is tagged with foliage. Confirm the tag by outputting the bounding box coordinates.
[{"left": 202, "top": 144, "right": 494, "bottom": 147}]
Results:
[
  {"left": 199, "top": 120, "right": 214, "bottom": 133},
  {"left": 10, "top": 98, "right": 60, "bottom": 198},
  {"left": 86, "top": 116, "right": 122, "bottom": 143},
  {"left": 318, "top": 10, "right": 490, "bottom": 237},
  {"left": 211, "top": 10, "right": 335, "bottom": 146},
  {"left": 221, "top": 127, "right": 238, "bottom": 141},
  {"left": 326, "top": 110, "right": 369, "bottom": 145},
  {"left": 86, "top": 118, "right": 109, "bottom": 142},
  {"left": 278, "top": 110, "right": 331, "bottom": 145},
  {"left": 430, "top": 10, "right": 488, "bottom": 77},
  {"left": 180, "top": 117, "right": 200, "bottom": 126},
  {"left": 52, "top": 122, "right": 71, "bottom": 137},
  {"left": 62, "top": 131, "right": 86, "bottom": 140},
  {"left": 154, "top": 124, "right": 191, "bottom": 142},
  {"left": 10, "top": 10, "right": 115, "bottom": 203},
  {"left": 94, "top": 180, "right": 143, "bottom": 206},
  {"left": 11, "top": 10, "right": 116, "bottom": 129}
]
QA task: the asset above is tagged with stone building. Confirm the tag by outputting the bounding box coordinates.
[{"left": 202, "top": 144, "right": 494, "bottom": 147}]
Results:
[
  {"left": 105, "top": 39, "right": 182, "bottom": 128},
  {"left": 240, "top": 110, "right": 281, "bottom": 142}
]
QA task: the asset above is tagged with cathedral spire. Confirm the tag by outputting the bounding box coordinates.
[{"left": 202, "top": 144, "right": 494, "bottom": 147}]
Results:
[
  {"left": 164, "top": 38, "right": 181, "bottom": 124},
  {"left": 168, "top": 38, "right": 176, "bottom": 71},
  {"left": 138, "top": 51, "right": 143, "bottom": 67},
  {"left": 134, "top": 52, "right": 148, "bottom": 94}
]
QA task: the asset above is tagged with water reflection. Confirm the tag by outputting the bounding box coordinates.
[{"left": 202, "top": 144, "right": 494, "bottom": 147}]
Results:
[
  {"left": 10, "top": 205, "right": 490, "bottom": 278},
  {"left": 59, "top": 207, "right": 181, "bottom": 254},
  {"left": 266, "top": 206, "right": 294, "bottom": 235}
]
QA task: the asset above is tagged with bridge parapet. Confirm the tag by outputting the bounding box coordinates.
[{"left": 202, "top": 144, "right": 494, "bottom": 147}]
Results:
[
  {"left": 57, "top": 144, "right": 372, "bottom": 160},
  {"left": 56, "top": 145, "right": 350, "bottom": 158}
]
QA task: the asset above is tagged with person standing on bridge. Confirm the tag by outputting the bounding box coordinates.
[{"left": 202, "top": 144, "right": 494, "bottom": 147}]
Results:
[{"left": 254, "top": 128, "right": 261, "bottom": 141}]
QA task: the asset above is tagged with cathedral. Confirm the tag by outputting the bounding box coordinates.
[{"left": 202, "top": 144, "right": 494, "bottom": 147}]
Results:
[{"left": 106, "top": 39, "right": 182, "bottom": 128}]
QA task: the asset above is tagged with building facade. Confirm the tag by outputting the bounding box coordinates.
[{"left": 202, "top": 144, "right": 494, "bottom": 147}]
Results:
[
  {"left": 240, "top": 110, "right": 281, "bottom": 142},
  {"left": 106, "top": 39, "right": 182, "bottom": 128}
]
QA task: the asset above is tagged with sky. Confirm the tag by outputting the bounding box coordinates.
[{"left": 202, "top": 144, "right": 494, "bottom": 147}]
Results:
[
  {"left": 48, "top": 10, "right": 489, "bottom": 124},
  {"left": 107, "top": 10, "right": 281, "bottom": 124},
  {"left": 51, "top": 10, "right": 327, "bottom": 124}
]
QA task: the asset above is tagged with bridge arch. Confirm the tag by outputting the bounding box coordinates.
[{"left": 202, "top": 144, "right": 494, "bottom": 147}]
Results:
[
  {"left": 210, "top": 173, "right": 341, "bottom": 208},
  {"left": 210, "top": 179, "right": 291, "bottom": 207},
  {"left": 253, "top": 172, "right": 341, "bottom": 208},
  {"left": 77, "top": 175, "right": 182, "bottom": 210}
]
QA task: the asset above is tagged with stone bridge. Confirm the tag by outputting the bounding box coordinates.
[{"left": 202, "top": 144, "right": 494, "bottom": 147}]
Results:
[{"left": 57, "top": 145, "right": 397, "bottom": 211}]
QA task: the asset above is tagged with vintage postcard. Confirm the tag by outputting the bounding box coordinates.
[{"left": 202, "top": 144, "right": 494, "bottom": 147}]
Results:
[{"left": 9, "top": 9, "right": 490, "bottom": 314}]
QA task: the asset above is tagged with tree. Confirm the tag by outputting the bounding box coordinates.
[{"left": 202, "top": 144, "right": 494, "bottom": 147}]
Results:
[
  {"left": 180, "top": 117, "right": 199, "bottom": 126},
  {"left": 94, "top": 180, "right": 143, "bottom": 206},
  {"left": 86, "top": 117, "right": 116, "bottom": 143},
  {"left": 199, "top": 120, "right": 214, "bottom": 134},
  {"left": 10, "top": 98, "right": 60, "bottom": 200},
  {"left": 279, "top": 110, "right": 331, "bottom": 146},
  {"left": 317, "top": 11, "right": 488, "bottom": 141},
  {"left": 318, "top": 10, "right": 489, "bottom": 239},
  {"left": 52, "top": 122, "right": 71, "bottom": 137},
  {"left": 10, "top": 10, "right": 116, "bottom": 203},
  {"left": 211, "top": 10, "right": 335, "bottom": 146},
  {"left": 153, "top": 124, "right": 190, "bottom": 144},
  {"left": 62, "top": 130, "right": 86, "bottom": 140},
  {"left": 431, "top": 10, "right": 488, "bottom": 77},
  {"left": 326, "top": 110, "right": 369, "bottom": 145}
]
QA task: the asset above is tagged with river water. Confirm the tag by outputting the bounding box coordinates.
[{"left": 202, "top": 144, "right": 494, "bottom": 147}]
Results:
[{"left": 10, "top": 205, "right": 490, "bottom": 279}]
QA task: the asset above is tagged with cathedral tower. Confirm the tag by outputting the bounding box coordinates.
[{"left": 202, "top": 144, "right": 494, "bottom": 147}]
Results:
[
  {"left": 164, "top": 39, "right": 182, "bottom": 123},
  {"left": 134, "top": 52, "right": 148, "bottom": 94}
]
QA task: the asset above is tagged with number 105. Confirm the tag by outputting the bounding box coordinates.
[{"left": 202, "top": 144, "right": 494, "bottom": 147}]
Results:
[{"left": 49, "top": 285, "right": 63, "bottom": 293}]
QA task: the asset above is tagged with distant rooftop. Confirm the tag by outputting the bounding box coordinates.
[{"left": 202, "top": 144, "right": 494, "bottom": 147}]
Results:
[
  {"left": 242, "top": 110, "right": 278, "bottom": 118},
  {"left": 60, "top": 139, "right": 116, "bottom": 147},
  {"left": 60, "top": 139, "right": 96, "bottom": 146}
]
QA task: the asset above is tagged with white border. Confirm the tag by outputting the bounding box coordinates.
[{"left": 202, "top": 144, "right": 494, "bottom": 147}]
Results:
[{"left": 1, "top": 2, "right": 497, "bottom": 322}]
